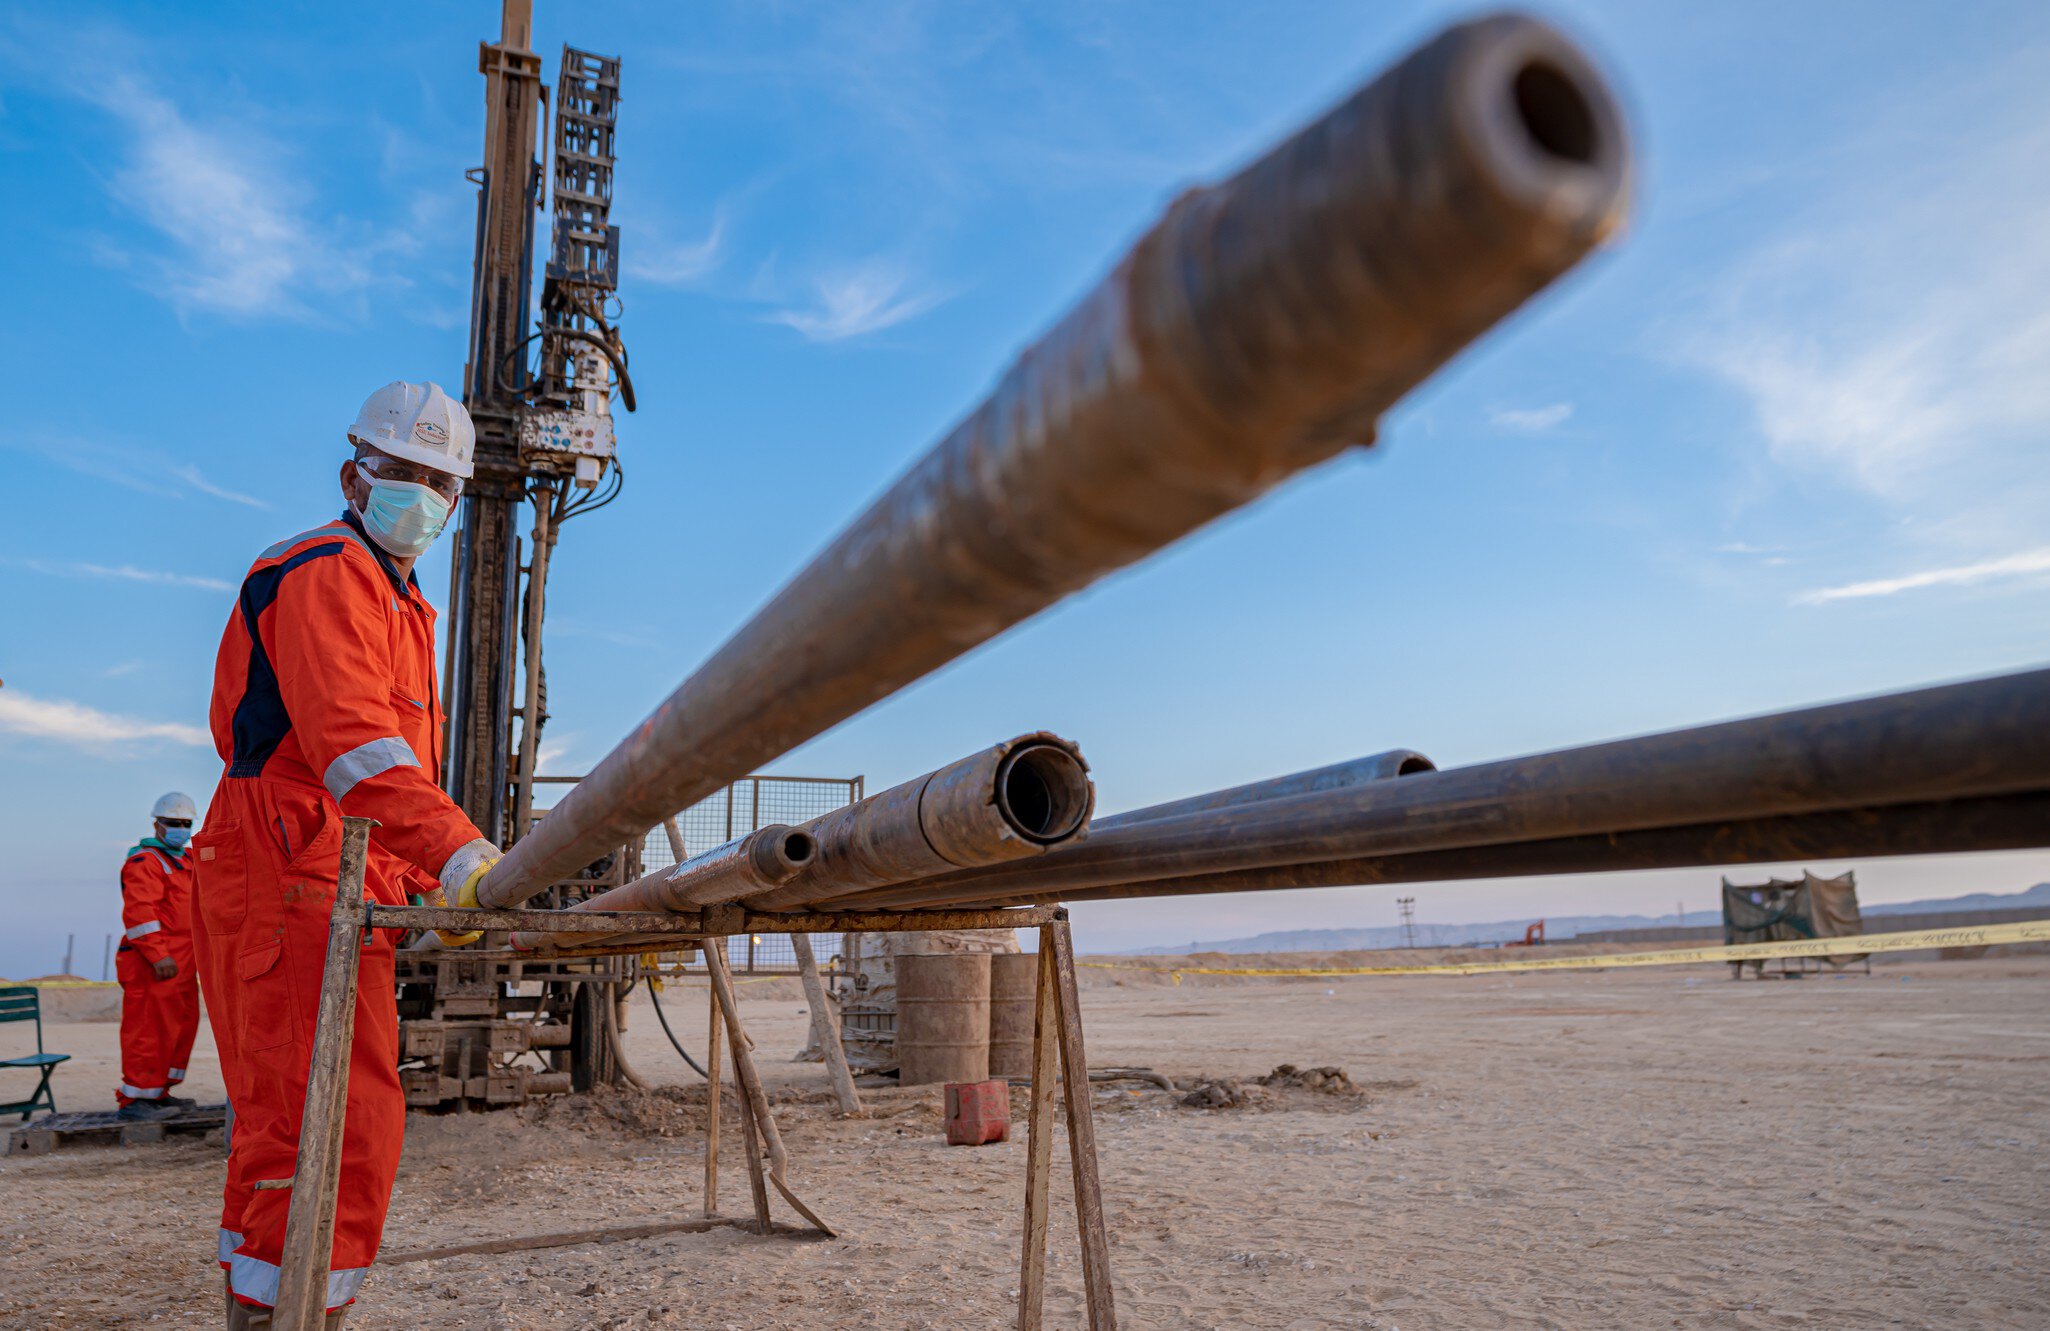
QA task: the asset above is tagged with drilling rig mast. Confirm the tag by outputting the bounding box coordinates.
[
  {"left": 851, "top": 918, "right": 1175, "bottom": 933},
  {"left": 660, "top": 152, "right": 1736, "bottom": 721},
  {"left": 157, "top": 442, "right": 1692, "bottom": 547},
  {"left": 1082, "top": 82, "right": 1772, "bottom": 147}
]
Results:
[{"left": 397, "top": 0, "right": 637, "bottom": 1110}]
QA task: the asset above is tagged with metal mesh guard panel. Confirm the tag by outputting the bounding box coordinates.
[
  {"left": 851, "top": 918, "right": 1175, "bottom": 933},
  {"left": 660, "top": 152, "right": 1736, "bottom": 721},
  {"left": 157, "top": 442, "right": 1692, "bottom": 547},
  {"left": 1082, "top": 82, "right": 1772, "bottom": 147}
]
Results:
[{"left": 641, "top": 775, "right": 863, "bottom": 973}]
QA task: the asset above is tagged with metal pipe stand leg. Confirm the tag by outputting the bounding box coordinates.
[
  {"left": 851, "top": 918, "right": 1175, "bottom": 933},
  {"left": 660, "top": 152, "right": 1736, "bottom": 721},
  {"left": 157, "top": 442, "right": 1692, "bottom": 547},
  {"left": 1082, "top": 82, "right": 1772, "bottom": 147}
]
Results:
[
  {"left": 1052, "top": 912, "right": 1117, "bottom": 1329},
  {"left": 1017, "top": 935, "right": 1060, "bottom": 1330}
]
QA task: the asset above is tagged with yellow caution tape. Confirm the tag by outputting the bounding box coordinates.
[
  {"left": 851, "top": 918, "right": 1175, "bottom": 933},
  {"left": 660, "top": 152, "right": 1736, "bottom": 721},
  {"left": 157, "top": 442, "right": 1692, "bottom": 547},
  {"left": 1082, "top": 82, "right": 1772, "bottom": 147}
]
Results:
[{"left": 1080, "top": 918, "right": 2050, "bottom": 980}]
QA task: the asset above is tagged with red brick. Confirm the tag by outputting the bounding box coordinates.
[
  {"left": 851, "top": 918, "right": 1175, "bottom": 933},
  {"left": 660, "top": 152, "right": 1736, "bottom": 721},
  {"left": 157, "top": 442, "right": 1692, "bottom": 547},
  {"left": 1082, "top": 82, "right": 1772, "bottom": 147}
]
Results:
[{"left": 944, "top": 1079, "right": 1010, "bottom": 1145}]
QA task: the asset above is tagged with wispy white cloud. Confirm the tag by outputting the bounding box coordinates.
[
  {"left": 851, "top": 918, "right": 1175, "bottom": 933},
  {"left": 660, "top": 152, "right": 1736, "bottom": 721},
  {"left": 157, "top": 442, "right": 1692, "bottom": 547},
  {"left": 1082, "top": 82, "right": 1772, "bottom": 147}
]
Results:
[
  {"left": 9, "top": 435, "right": 273, "bottom": 508},
  {"left": 1680, "top": 67, "right": 2050, "bottom": 554},
  {"left": 625, "top": 208, "right": 729, "bottom": 286},
  {"left": 1488, "top": 402, "right": 1574, "bottom": 433},
  {"left": 5, "top": 17, "right": 436, "bottom": 324},
  {"left": 100, "top": 661, "right": 146, "bottom": 679},
  {"left": 84, "top": 71, "right": 321, "bottom": 319},
  {"left": 768, "top": 262, "right": 948, "bottom": 342},
  {"left": 534, "top": 734, "right": 579, "bottom": 774},
  {"left": 1797, "top": 548, "right": 2050, "bottom": 605},
  {"left": 170, "top": 465, "right": 269, "bottom": 510},
  {"left": 11, "top": 558, "right": 232, "bottom": 593},
  {"left": 0, "top": 687, "right": 209, "bottom": 749}
]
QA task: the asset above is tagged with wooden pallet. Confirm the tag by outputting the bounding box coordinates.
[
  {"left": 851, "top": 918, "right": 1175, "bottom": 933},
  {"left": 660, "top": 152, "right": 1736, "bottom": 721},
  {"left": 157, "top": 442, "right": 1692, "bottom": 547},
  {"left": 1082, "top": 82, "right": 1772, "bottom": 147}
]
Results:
[{"left": 7, "top": 1104, "right": 227, "bottom": 1155}]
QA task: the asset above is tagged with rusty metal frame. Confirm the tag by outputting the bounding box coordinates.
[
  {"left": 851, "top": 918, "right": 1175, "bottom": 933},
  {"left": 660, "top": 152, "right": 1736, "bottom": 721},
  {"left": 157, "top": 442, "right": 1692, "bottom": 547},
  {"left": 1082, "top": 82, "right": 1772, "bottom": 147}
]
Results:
[{"left": 283, "top": 873, "right": 1109, "bottom": 1327}]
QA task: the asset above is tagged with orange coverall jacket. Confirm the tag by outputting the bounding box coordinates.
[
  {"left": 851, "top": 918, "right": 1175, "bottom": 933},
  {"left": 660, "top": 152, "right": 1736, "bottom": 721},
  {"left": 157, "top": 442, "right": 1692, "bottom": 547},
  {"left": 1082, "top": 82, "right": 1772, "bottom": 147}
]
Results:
[{"left": 193, "top": 509, "right": 482, "bottom": 1310}]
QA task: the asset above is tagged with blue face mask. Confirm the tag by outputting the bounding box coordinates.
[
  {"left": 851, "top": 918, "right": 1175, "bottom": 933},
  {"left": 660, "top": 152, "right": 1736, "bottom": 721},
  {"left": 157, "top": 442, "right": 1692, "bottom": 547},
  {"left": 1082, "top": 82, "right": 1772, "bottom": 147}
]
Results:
[
  {"left": 355, "top": 465, "right": 454, "bottom": 558},
  {"left": 162, "top": 825, "right": 192, "bottom": 850}
]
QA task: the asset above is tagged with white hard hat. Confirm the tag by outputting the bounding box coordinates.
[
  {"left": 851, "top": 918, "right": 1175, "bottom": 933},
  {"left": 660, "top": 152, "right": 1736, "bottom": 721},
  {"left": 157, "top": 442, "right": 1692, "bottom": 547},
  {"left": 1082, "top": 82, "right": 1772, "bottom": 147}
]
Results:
[
  {"left": 152, "top": 792, "right": 197, "bottom": 821},
  {"left": 346, "top": 381, "right": 475, "bottom": 480}
]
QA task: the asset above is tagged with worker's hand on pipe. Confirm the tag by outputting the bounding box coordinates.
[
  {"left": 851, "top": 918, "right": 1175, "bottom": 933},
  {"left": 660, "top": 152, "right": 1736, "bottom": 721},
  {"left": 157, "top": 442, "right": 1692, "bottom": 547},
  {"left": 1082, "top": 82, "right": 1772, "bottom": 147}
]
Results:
[
  {"left": 432, "top": 838, "right": 503, "bottom": 946},
  {"left": 151, "top": 957, "right": 177, "bottom": 980}
]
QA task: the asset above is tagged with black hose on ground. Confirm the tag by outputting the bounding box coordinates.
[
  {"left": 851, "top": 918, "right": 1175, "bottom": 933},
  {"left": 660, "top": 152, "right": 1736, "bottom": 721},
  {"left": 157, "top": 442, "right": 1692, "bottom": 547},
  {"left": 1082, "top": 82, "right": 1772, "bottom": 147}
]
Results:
[{"left": 647, "top": 981, "right": 709, "bottom": 1079}]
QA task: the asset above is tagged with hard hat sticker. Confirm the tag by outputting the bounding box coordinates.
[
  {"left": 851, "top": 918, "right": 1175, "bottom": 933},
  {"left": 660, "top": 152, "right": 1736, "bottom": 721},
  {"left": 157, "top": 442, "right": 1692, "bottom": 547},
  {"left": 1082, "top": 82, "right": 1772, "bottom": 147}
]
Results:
[{"left": 415, "top": 421, "right": 450, "bottom": 445}]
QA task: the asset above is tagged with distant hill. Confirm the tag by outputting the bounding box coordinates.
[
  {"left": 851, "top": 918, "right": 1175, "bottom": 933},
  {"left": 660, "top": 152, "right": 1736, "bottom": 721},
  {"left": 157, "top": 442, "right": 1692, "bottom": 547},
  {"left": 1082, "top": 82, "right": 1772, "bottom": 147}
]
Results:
[{"left": 1130, "top": 882, "right": 2050, "bottom": 955}]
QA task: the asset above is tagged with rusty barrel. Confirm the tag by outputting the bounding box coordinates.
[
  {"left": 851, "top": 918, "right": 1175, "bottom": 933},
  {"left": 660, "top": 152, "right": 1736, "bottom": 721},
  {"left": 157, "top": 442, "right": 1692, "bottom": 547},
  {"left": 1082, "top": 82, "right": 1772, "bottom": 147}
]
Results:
[
  {"left": 987, "top": 952, "right": 1039, "bottom": 1080},
  {"left": 896, "top": 953, "right": 992, "bottom": 1086}
]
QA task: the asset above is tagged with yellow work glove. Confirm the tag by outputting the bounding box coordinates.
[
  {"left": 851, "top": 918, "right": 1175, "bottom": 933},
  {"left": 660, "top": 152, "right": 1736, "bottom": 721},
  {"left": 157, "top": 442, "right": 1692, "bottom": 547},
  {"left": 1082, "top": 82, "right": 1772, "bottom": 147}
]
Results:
[{"left": 433, "top": 839, "right": 501, "bottom": 946}]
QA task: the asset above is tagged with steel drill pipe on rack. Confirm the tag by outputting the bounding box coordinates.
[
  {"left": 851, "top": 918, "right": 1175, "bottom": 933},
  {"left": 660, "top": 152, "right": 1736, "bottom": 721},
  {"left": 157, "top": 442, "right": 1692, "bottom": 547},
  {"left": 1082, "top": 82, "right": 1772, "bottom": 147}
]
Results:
[
  {"left": 507, "top": 825, "right": 811, "bottom": 951},
  {"left": 1091, "top": 747, "right": 1433, "bottom": 832},
  {"left": 474, "top": 13, "right": 1633, "bottom": 910},
  {"left": 819, "top": 745, "right": 1430, "bottom": 914},
  {"left": 949, "top": 792, "right": 2050, "bottom": 907},
  {"left": 740, "top": 734, "right": 1092, "bottom": 913},
  {"left": 509, "top": 737, "right": 1089, "bottom": 946},
  {"left": 830, "top": 667, "right": 2050, "bottom": 911}
]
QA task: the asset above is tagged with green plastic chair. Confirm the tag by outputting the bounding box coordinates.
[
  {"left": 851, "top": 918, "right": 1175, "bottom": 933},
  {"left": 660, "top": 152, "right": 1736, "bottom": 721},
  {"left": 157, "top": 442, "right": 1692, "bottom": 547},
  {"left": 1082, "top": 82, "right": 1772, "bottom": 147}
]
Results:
[{"left": 0, "top": 986, "right": 70, "bottom": 1121}]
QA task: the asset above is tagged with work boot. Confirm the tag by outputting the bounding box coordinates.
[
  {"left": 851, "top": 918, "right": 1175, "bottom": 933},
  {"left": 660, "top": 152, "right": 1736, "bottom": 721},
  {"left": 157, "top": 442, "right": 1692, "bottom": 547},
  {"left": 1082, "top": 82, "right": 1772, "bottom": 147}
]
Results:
[
  {"left": 161, "top": 1093, "right": 199, "bottom": 1111},
  {"left": 222, "top": 1298, "right": 345, "bottom": 1328},
  {"left": 225, "top": 1298, "right": 271, "bottom": 1329},
  {"left": 117, "top": 1100, "right": 178, "bottom": 1123}
]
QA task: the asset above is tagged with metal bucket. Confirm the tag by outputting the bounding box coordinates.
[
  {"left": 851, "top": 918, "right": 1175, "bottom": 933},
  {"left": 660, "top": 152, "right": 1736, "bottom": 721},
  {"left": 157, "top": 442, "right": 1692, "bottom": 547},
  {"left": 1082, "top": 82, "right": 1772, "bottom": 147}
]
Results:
[
  {"left": 896, "top": 953, "right": 991, "bottom": 1086},
  {"left": 988, "top": 952, "right": 1038, "bottom": 1080}
]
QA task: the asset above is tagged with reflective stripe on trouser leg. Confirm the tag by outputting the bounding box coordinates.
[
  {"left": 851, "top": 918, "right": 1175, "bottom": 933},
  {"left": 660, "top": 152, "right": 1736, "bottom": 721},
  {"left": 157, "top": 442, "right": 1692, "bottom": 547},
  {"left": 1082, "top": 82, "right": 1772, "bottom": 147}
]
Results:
[
  {"left": 228, "top": 1251, "right": 369, "bottom": 1311},
  {"left": 217, "top": 1229, "right": 244, "bottom": 1266},
  {"left": 120, "top": 1082, "right": 166, "bottom": 1099}
]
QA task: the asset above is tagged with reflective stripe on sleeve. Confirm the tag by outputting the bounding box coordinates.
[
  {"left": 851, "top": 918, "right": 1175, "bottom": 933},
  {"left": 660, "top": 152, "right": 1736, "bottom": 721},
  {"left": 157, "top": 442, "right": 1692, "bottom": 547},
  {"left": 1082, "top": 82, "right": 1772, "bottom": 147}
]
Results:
[
  {"left": 323, "top": 736, "right": 419, "bottom": 802},
  {"left": 125, "top": 921, "right": 163, "bottom": 940}
]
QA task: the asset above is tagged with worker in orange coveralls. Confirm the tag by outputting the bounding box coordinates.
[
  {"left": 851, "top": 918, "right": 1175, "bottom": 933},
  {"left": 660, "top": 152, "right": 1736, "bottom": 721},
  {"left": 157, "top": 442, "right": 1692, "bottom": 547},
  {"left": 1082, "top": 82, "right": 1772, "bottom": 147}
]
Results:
[
  {"left": 192, "top": 380, "right": 501, "bottom": 1328},
  {"left": 116, "top": 791, "right": 203, "bottom": 1120}
]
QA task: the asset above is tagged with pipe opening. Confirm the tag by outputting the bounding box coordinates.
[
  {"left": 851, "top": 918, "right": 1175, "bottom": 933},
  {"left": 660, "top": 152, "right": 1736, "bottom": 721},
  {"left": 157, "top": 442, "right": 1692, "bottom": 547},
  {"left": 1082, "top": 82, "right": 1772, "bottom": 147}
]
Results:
[
  {"left": 1396, "top": 754, "right": 1436, "bottom": 777},
  {"left": 782, "top": 830, "right": 817, "bottom": 865},
  {"left": 997, "top": 743, "right": 1092, "bottom": 845},
  {"left": 1511, "top": 59, "right": 1598, "bottom": 165}
]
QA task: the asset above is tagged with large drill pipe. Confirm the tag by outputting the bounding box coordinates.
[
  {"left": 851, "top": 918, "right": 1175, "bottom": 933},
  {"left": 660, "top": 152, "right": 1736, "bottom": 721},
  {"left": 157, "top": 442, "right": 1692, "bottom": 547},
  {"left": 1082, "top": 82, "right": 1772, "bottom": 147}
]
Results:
[
  {"left": 828, "top": 667, "right": 2050, "bottom": 911},
  {"left": 926, "top": 792, "right": 2050, "bottom": 908},
  {"left": 778, "top": 745, "right": 1431, "bottom": 916},
  {"left": 511, "top": 736, "right": 1092, "bottom": 947},
  {"left": 476, "top": 13, "right": 1632, "bottom": 910},
  {"left": 1090, "top": 748, "right": 1433, "bottom": 833},
  {"left": 740, "top": 734, "right": 1091, "bottom": 912}
]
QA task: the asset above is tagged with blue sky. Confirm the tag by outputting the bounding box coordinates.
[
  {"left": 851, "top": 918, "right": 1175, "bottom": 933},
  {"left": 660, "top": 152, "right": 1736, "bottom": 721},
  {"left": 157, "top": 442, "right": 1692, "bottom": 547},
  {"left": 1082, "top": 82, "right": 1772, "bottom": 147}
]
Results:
[{"left": 3, "top": 1, "right": 2048, "bottom": 974}]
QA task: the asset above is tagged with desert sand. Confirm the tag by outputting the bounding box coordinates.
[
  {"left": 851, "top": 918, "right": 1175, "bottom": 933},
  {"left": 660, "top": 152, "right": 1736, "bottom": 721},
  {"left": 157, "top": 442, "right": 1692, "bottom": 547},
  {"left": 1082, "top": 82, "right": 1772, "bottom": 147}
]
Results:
[{"left": 2, "top": 949, "right": 2045, "bottom": 1329}]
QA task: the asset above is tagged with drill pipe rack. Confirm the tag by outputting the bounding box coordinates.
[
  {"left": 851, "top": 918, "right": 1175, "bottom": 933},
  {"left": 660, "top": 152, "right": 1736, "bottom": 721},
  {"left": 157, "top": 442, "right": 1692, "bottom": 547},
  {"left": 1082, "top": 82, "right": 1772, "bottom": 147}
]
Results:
[
  {"left": 274, "top": 819, "right": 1110, "bottom": 1331},
  {"left": 827, "top": 666, "right": 2050, "bottom": 912}
]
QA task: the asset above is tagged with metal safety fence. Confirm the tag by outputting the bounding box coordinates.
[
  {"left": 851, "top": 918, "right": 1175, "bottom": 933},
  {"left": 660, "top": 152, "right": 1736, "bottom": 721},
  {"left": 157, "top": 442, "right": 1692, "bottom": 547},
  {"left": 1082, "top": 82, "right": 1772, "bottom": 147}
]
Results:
[{"left": 639, "top": 775, "right": 864, "bottom": 974}]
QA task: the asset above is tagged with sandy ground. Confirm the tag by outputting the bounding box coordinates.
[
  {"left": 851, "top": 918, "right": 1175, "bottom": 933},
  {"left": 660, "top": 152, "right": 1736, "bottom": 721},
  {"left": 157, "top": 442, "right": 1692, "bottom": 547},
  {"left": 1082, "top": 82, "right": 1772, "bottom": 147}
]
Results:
[{"left": 2, "top": 950, "right": 2046, "bottom": 1329}]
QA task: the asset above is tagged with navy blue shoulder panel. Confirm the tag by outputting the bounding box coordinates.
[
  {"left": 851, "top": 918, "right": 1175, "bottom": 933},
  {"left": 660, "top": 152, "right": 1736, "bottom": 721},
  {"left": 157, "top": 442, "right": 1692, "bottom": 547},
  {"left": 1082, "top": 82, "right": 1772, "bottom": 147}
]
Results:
[{"left": 227, "top": 541, "right": 350, "bottom": 776}]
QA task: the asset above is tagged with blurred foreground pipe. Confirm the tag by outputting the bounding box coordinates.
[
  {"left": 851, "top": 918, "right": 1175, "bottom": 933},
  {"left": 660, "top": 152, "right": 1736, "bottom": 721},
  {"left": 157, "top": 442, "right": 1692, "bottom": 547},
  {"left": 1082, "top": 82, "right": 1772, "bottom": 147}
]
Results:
[
  {"left": 741, "top": 734, "right": 1091, "bottom": 912},
  {"left": 835, "top": 668, "right": 2050, "bottom": 910},
  {"left": 477, "top": 13, "right": 1632, "bottom": 909}
]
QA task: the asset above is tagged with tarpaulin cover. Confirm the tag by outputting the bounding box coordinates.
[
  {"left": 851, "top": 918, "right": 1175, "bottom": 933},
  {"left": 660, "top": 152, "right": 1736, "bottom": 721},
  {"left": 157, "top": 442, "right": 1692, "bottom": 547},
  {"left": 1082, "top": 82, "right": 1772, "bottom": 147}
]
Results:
[{"left": 1723, "top": 870, "right": 1864, "bottom": 962}]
